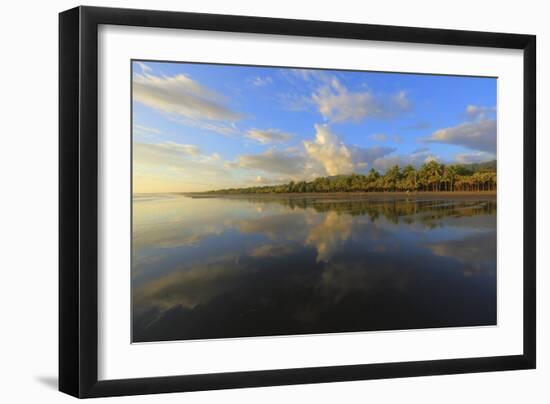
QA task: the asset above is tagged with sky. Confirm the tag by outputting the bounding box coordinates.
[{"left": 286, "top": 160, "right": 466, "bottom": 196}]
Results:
[{"left": 132, "top": 60, "right": 497, "bottom": 193}]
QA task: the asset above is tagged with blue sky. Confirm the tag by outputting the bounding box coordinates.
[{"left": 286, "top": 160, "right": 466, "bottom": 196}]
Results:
[{"left": 132, "top": 60, "right": 496, "bottom": 193}]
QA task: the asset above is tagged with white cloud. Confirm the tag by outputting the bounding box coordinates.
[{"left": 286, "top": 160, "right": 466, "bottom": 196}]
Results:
[
  {"left": 245, "top": 128, "right": 293, "bottom": 144},
  {"left": 311, "top": 76, "right": 411, "bottom": 123},
  {"left": 174, "top": 117, "right": 240, "bottom": 136},
  {"left": 133, "top": 124, "right": 161, "bottom": 136},
  {"left": 369, "top": 133, "right": 388, "bottom": 142},
  {"left": 424, "top": 119, "right": 496, "bottom": 153},
  {"left": 229, "top": 150, "right": 306, "bottom": 175},
  {"left": 455, "top": 151, "right": 496, "bottom": 164},
  {"left": 250, "top": 76, "right": 273, "bottom": 87},
  {"left": 304, "top": 125, "right": 354, "bottom": 175},
  {"left": 368, "top": 133, "right": 403, "bottom": 143},
  {"left": 135, "top": 61, "right": 152, "bottom": 73},
  {"left": 133, "top": 142, "right": 201, "bottom": 166},
  {"left": 465, "top": 105, "right": 496, "bottom": 121},
  {"left": 278, "top": 92, "right": 312, "bottom": 112},
  {"left": 304, "top": 125, "right": 395, "bottom": 175},
  {"left": 352, "top": 146, "right": 397, "bottom": 169},
  {"left": 133, "top": 142, "right": 234, "bottom": 192},
  {"left": 373, "top": 147, "right": 438, "bottom": 172},
  {"left": 133, "top": 72, "right": 243, "bottom": 134}
]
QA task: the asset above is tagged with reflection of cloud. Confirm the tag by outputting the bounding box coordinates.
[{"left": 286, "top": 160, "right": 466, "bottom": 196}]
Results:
[
  {"left": 133, "top": 223, "right": 223, "bottom": 255},
  {"left": 250, "top": 243, "right": 297, "bottom": 257},
  {"left": 306, "top": 212, "right": 353, "bottom": 262},
  {"left": 133, "top": 195, "right": 497, "bottom": 340},
  {"left": 425, "top": 232, "right": 496, "bottom": 275},
  {"left": 134, "top": 255, "right": 245, "bottom": 311},
  {"left": 132, "top": 196, "right": 230, "bottom": 259},
  {"left": 236, "top": 212, "right": 310, "bottom": 241},
  {"left": 316, "top": 260, "right": 411, "bottom": 304}
]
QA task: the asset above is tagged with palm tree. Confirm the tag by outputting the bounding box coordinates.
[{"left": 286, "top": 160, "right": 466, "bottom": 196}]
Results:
[
  {"left": 443, "top": 165, "right": 458, "bottom": 192},
  {"left": 384, "top": 165, "right": 401, "bottom": 191},
  {"left": 402, "top": 165, "right": 417, "bottom": 191}
]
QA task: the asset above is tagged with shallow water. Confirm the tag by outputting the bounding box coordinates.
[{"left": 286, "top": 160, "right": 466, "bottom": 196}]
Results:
[{"left": 132, "top": 194, "right": 496, "bottom": 342}]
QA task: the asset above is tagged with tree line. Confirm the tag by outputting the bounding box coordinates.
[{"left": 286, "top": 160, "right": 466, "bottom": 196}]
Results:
[{"left": 206, "top": 160, "right": 497, "bottom": 194}]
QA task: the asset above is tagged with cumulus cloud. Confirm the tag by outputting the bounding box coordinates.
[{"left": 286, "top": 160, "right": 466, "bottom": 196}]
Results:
[
  {"left": 133, "top": 72, "right": 243, "bottom": 134},
  {"left": 230, "top": 125, "right": 396, "bottom": 178},
  {"left": 304, "top": 125, "right": 395, "bottom": 175},
  {"left": 229, "top": 149, "right": 306, "bottom": 175},
  {"left": 373, "top": 147, "right": 438, "bottom": 172},
  {"left": 304, "top": 125, "right": 355, "bottom": 175},
  {"left": 424, "top": 119, "right": 496, "bottom": 153},
  {"left": 245, "top": 128, "right": 293, "bottom": 144},
  {"left": 465, "top": 105, "right": 496, "bottom": 121},
  {"left": 311, "top": 76, "right": 411, "bottom": 123},
  {"left": 352, "top": 146, "right": 397, "bottom": 169}
]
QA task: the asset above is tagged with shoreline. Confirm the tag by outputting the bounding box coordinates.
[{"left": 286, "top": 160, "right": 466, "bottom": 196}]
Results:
[{"left": 182, "top": 191, "right": 496, "bottom": 200}]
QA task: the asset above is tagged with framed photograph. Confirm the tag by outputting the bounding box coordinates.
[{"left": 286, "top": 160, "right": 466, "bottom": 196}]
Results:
[{"left": 59, "top": 6, "right": 536, "bottom": 398}]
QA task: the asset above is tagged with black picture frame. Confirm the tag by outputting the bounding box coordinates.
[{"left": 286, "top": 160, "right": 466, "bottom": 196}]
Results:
[{"left": 59, "top": 5, "right": 536, "bottom": 398}]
